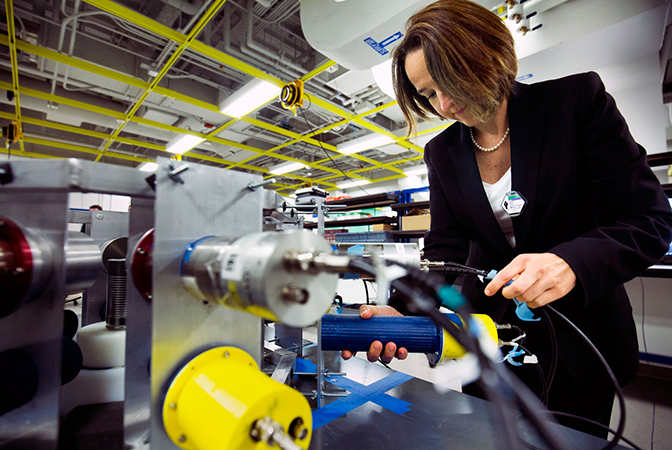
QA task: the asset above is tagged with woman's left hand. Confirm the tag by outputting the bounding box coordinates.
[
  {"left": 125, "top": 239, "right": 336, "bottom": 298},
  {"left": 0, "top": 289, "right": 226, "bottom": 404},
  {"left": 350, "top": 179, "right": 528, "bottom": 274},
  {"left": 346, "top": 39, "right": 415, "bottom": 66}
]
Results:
[{"left": 484, "top": 253, "right": 576, "bottom": 308}]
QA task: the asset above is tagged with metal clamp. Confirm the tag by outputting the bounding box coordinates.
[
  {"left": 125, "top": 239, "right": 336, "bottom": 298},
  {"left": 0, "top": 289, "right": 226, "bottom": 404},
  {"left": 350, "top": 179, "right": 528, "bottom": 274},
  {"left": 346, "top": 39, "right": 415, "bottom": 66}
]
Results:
[{"left": 167, "top": 161, "right": 189, "bottom": 184}]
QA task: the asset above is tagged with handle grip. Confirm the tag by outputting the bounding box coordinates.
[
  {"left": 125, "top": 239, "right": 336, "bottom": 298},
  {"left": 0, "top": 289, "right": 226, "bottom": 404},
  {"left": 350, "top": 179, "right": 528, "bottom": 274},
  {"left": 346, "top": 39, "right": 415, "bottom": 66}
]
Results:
[{"left": 320, "top": 313, "right": 463, "bottom": 354}]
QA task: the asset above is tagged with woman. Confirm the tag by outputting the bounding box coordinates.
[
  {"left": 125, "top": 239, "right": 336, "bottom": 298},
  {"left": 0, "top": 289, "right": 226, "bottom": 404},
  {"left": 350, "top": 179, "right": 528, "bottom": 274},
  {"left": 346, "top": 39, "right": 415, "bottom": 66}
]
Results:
[{"left": 342, "top": 0, "right": 672, "bottom": 438}]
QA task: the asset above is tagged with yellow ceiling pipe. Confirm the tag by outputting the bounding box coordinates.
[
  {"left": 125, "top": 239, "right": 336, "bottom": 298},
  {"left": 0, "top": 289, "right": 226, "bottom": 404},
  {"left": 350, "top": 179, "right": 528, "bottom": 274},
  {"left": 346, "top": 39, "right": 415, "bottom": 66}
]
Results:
[
  {"left": 84, "top": 0, "right": 285, "bottom": 88},
  {"left": 24, "top": 136, "right": 153, "bottom": 163},
  {"left": 94, "top": 0, "right": 229, "bottom": 160},
  {"left": 227, "top": 100, "right": 399, "bottom": 171},
  {"left": 0, "top": 83, "right": 347, "bottom": 180},
  {"left": 0, "top": 44, "right": 349, "bottom": 176},
  {"left": 0, "top": 147, "right": 59, "bottom": 159},
  {"left": 0, "top": 110, "right": 168, "bottom": 151},
  {"left": 4, "top": 0, "right": 25, "bottom": 154},
  {"left": 11, "top": 0, "right": 414, "bottom": 182},
  {"left": 79, "top": 0, "right": 410, "bottom": 167}
]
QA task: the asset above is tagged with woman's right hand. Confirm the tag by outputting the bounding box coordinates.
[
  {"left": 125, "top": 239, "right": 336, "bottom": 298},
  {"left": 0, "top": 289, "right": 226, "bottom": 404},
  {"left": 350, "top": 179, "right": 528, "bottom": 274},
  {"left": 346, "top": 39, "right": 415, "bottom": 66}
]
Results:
[{"left": 340, "top": 305, "right": 409, "bottom": 363}]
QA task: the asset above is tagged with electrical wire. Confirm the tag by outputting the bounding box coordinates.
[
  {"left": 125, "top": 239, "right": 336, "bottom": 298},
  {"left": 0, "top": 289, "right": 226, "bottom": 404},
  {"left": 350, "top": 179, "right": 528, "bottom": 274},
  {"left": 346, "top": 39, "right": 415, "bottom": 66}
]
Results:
[
  {"left": 346, "top": 258, "right": 571, "bottom": 450},
  {"left": 297, "top": 105, "right": 371, "bottom": 196},
  {"left": 537, "top": 307, "right": 558, "bottom": 402},
  {"left": 546, "top": 305, "right": 627, "bottom": 450},
  {"left": 639, "top": 277, "right": 656, "bottom": 450},
  {"left": 517, "top": 343, "right": 549, "bottom": 407}
]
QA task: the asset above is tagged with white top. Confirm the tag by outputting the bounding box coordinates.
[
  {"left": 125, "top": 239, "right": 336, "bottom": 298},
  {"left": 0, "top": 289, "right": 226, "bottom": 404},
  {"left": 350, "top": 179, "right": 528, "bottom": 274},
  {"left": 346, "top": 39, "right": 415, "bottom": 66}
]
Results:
[{"left": 482, "top": 167, "right": 516, "bottom": 248}]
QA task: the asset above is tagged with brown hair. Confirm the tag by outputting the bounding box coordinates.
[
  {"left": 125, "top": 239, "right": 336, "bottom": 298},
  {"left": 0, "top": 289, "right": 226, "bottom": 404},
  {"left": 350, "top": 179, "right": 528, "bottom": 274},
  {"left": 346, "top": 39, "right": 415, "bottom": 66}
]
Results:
[{"left": 392, "top": 0, "right": 517, "bottom": 135}]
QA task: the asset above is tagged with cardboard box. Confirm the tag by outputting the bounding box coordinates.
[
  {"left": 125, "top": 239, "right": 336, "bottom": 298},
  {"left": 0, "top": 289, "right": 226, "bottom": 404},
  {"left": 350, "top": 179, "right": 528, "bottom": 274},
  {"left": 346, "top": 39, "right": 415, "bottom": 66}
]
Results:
[
  {"left": 372, "top": 223, "right": 395, "bottom": 231},
  {"left": 401, "top": 208, "right": 431, "bottom": 231}
]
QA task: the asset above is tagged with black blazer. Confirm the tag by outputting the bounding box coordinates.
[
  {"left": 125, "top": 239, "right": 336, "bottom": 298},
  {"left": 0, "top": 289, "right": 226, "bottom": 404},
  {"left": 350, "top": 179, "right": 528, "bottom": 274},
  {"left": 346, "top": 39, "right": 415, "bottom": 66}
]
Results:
[{"left": 423, "top": 72, "right": 672, "bottom": 387}]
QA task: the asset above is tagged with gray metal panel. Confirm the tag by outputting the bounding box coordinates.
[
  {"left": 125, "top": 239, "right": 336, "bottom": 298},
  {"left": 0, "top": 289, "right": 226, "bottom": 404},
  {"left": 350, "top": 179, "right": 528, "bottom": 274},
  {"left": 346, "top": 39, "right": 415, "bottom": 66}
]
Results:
[
  {"left": 1, "top": 159, "right": 154, "bottom": 199},
  {"left": 89, "top": 211, "right": 129, "bottom": 241},
  {"left": 0, "top": 193, "right": 69, "bottom": 450},
  {"left": 150, "top": 158, "right": 264, "bottom": 449},
  {"left": 123, "top": 198, "right": 154, "bottom": 450},
  {"left": 68, "top": 210, "right": 90, "bottom": 224}
]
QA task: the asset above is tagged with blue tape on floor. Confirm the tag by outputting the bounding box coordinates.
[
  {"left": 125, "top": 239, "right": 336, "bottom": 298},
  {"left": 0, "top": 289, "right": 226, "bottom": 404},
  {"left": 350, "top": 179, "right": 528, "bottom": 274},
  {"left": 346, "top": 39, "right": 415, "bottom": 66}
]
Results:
[
  {"left": 312, "top": 371, "right": 413, "bottom": 430},
  {"left": 295, "top": 358, "right": 317, "bottom": 373}
]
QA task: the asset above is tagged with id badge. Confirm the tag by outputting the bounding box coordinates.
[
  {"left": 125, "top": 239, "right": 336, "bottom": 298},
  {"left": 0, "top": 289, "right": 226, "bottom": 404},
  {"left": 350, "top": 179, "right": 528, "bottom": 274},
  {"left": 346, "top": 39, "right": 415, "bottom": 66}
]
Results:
[{"left": 501, "top": 191, "right": 526, "bottom": 217}]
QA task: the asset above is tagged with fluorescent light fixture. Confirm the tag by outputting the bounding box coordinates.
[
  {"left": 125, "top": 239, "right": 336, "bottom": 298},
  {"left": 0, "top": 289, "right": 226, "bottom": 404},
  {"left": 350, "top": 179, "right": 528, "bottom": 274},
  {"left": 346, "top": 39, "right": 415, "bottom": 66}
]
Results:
[
  {"left": 138, "top": 162, "right": 158, "bottom": 172},
  {"left": 337, "top": 179, "right": 371, "bottom": 189},
  {"left": 269, "top": 161, "right": 307, "bottom": 175},
  {"left": 404, "top": 165, "right": 427, "bottom": 176},
  {"left": 337, "top": 134, "right": 394, "bottom": 155},
  {"left": 166, "top": 134, "right": 204, "bottom": 154},
  {"left": 219, "top": 78, "right": 281, "bottom": 117}
]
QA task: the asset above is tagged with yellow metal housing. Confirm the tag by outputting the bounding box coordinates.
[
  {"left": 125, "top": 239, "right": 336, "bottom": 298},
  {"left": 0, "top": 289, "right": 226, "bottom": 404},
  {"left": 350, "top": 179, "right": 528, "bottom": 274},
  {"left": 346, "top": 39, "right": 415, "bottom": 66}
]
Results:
[
  {"left": 439, "top": 314, "right": 499, "bottom": 361},
  {"left": 163, "top": 346, "right": 311, "bottom": 450}
]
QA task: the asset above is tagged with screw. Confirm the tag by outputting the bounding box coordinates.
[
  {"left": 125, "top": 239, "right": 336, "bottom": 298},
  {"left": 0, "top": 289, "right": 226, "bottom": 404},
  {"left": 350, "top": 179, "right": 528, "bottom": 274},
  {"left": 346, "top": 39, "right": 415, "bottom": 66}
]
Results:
[
  {"left": 146, "top": 294, "right": 153, "bottom": 301},
  {"left": 289, "top": 417, "right": 308, "bottom": 440},
  {"left": 13, "top": 267, "right": 24, "bottom": 275},
  {"left": 178, "top": 435, "right": 186, "bottom": 443},
  {"left": 136, "top": 248, "right": 146, "bottom": 255},
  {"left": 203, "top": 300, "right": 209, "bottom": 305},
  {"left": 224, "top": 351, "right": 230, "bottom": 358},
  {"left": 281, "top": 285, "right": 309, "bottom": 305},
  {"left": 169, "top": 402, "right": 177, "bottom": 409}
]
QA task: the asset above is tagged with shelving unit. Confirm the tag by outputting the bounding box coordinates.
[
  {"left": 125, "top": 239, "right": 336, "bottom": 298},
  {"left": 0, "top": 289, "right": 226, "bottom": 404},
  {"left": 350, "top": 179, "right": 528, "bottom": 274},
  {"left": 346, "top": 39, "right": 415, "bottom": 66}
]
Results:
[
  {"left": 303, "top": 216, "right": 397, "bottom": 229},
  {"left": 325, "top": 192, "right": 399, "bottom": 211},
  {"left": 302, "top": 192, "right": 431, "bottom": 238}
]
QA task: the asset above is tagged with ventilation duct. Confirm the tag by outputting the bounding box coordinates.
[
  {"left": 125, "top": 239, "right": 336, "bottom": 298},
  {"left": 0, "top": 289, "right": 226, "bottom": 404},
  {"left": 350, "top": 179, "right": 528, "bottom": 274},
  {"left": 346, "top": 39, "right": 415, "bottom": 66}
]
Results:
[{"left": 300, "top": 0, "right": 435, "bottom": 70}]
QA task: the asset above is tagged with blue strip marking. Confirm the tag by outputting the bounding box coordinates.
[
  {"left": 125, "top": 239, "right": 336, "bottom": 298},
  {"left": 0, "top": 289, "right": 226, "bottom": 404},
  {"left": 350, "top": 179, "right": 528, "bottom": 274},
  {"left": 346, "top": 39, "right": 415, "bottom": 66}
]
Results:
[
  {"left": 295, "top": 358, "right": 317, "bottom": 373},
  {"left": 179, "top": 235, "right": 214, "bottom": 276},
  {"left": 640, "top": 352, "right": 672, "bottom": 366},
  {"left": 312, "top": 371, "right": 413, "bottom": 429}
]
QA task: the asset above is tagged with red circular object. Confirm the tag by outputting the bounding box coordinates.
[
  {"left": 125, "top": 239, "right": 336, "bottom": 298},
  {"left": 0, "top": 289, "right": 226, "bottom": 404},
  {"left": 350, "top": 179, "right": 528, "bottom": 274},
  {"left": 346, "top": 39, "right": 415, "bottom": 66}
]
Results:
[
  {"left": 0, "top": 217, "right": 34, "bottom": 317},
  {"left": 131, "top": 228, "right": 153, "bottom": 301}
]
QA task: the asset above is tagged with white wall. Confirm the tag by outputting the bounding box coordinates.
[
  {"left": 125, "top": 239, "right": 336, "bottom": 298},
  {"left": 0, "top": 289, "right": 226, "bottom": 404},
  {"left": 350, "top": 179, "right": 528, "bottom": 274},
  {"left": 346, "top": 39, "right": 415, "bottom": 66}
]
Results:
[
  {"left": 517, "top": 5, "right": 668, "bottom": 155},
  {"left": 68, "top": 192, "right": 131, "bottom": 212}
]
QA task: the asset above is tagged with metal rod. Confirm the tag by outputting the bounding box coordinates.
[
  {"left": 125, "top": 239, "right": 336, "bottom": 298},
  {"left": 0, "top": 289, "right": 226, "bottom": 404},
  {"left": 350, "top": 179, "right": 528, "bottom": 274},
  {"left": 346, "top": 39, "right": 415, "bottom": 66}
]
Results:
[{"left": 247, "top": 178, "right": 276, "bottom": 191}]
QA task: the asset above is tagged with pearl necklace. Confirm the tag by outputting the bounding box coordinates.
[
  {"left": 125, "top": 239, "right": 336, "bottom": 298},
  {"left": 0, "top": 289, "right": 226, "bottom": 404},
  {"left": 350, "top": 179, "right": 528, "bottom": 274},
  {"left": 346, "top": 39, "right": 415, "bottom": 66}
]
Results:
[{"left": 470, "top": 127, "right": 509, "bottom": 152}]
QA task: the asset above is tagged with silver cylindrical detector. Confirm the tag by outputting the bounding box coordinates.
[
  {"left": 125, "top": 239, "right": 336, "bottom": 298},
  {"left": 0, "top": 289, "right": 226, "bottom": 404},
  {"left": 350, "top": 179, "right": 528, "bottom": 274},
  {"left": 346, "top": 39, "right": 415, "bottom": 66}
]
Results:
[
  {"left": 64, "top": 231, "right": 102, "bottom": 294},
  {"left": 181, "top": 231, "right": 337, "bottom": 327},
  {"left": 0, "top": 217, "right": 53, "bottom": 317}
]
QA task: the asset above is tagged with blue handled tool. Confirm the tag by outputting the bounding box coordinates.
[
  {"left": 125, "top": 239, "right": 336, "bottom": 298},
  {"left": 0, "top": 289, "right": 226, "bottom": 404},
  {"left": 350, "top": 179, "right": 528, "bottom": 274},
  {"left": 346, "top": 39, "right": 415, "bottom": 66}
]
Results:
[
  {"left": 321, "top": 313, "right": 498, "bottom": 364},
  {"left": 484, "top": 270, "right": 539, "bottom": 322}
]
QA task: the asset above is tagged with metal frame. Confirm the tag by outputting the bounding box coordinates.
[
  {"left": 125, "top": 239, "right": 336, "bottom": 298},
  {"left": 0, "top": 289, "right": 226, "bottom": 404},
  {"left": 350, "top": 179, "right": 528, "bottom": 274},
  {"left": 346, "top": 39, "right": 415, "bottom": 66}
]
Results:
[{"left": 0, "top": 158, "right": 154, "bottom": 449}]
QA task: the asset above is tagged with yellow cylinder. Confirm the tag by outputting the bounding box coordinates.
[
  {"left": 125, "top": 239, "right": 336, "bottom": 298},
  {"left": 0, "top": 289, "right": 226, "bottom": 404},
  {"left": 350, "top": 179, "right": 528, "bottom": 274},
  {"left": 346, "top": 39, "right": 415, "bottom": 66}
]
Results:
[
  {"left": 439, "top": 314, "right": 499, "bottom": 361},
  {"left": 163, "top": 346, "right": 312, "bottom": 450}
]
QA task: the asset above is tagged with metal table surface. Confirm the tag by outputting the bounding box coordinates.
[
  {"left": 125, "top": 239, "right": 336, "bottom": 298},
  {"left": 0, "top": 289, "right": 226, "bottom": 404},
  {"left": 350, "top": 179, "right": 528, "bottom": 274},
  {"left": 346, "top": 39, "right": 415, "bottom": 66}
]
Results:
[{"left": 292, "top": 349, "right": 630, "bottom": 450}]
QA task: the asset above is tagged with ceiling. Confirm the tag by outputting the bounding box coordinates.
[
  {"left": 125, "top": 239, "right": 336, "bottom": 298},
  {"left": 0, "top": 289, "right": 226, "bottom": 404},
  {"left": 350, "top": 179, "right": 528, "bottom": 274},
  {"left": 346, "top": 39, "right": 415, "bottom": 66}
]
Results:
[
  {"left": 0, "top": 0, "right": 670, "bottom": 195},
  {"left": 0, "top": 0, "right": 438, "bottom": 195}
]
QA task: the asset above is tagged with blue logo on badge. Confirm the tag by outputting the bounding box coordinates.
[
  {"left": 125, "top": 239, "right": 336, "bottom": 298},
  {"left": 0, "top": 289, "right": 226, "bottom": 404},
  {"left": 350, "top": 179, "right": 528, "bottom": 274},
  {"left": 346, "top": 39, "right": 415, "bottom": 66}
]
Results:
[{"left": 364, "top": 31, "right": 404, "bottom": 56}]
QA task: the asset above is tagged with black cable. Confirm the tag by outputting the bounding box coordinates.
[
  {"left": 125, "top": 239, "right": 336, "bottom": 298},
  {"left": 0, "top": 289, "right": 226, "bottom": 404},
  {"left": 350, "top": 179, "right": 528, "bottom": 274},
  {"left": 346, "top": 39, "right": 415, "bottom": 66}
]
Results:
[
  {"left": 346, "top": 259, "right": 570, "bottom": 450},
  {"left": 517, "top": 343, "right": 548, "bottom": 407},
  {"left": 537, "top": 307, "right": 558, "bottom": 402},
  {"left": 546, "top": 305, "right": 626, "bottom": 450},
  {"left": 639, "top": 277, "right": 655, "bottom": 450},
  {"left": 362, "top": 279, "right": 370, "bottom": 305},
  {"left": 297, "top": 106, "right": 370, "bottom": 196}
]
